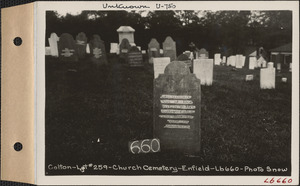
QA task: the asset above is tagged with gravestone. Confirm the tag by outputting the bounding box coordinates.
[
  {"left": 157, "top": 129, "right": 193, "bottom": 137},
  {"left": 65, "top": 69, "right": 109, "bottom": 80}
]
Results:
[
  {"left": 214, "top": 53, "right": 221, "bottom": 65},
  {"left": 117, "top": 26, "right": 135, "bottom": 44},
  {"left": 198, "top": 48, "right": 209, "bottom": 59},
  {"left": 89, "top": 35, "right": 107, "bottom": 65},
  {"left": 260, "top": 67, "right": 275, "bottom": 89},
  {"left": 277, "top": 63, "right": 281, "bottom": 71},
  {"left": 227, "top": 56, "right": 232, "bottom": 66},
  {"left": 58, "top": 33, "right": 78, "bottom": 61},
  {"left": 119, "top": 38, "right": 131, "bottom": 59},
  {"left": 127, "top": 46, "right": 143, "bottom": 67},
  {"left": 177, "top": 54, "right": 192, "bottom": 69},
  {"left": 137, "top": 46, "right": 141, "bottom": 51},
  {"left": 193, "top": 59, "right": 214, "bottom": 86},
  {"left": 289, "top": 63, "right": 292, "bottom": 72},
  {"left": 245, "top": 74, "right": 254, "bottom": 81},
  {"left": 249, "top": 57, "right": 257, "bottom": 69},
  {"left": 235, "top": 54, "right": 243, "bottom": 69},
  {"left": 148, "top": 38, "right": 161, "bottom": 62},
  {"left": 222, "top": 56, "right": 226, "bottom": 64},
  {"left": 257, "top": 56, "right": 267, "bottom": 68},
  {"left": 241, "top": 56, "right": 246, "bottom": 67},
  {"left": 75, "top": 32, "right": 87, "bottom": 58},
  {"left": 110, "top": 43, "right": 119, "bottom": 54},
  {"left": 153, "top": 57, "right": 171, "bottom": 79},
  {"left": 45, "top": 47, "right": 51, "bottom": 56},
  {"left": 230, "top": 55, "right": 236, "bottom": 66},
  {"left": 282, "top": 77, "right": 287, "bottom": 83},
  {"left": 267, "top": 62, "right": 274, "bottom": 68},
  {"left": 154, "top": 61, "right": 201, "bottom": 156},
  {"left": 162, "top": 36, "right": 176, "bottom": 61},
  {"left": 48, "top": 33, "right": 59, "bottom": 57}
]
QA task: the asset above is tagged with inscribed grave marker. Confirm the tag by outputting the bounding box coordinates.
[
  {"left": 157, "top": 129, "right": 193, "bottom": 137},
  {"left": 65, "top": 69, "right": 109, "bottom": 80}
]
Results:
[
  {"left": 193, "top": 59, "right": 214, "bottom": 86},
  {"left": 154, "top": 61, "right": 201, "bottom": 156},
  {"left": 148, "top": 38, "right": 160, "bottom": 61},
  {"left": 162, "top": 36, "right": 176, "bottom": 61},
  {"left": 127, "top": 46, "right": 143, "bottom": 67},
  {"left": 75, "top": 32, "right": 87, "bottom": 58},
  {"left": 110, "top": 43, "right": 119, "bottom": 54},
  {"left": 153, "top": 57, "right": 171, "bottom": 79},
  {"left": 249, "top": 57, "right": 257, "bottom": 69},
  {"left": 48, "top": 32, "right": 59, "bottom": 57},
  {"left": 58, "top": 33, "right": 78, "bottom": 61},
  {"left": 260, "top": 68, "right": 275, "bottom": 89},
  {"left": 119, "top": 38, "right": 131, "bottom": 59},
  {"left": 89, "top": 34, "right": 107, "bottom": 65},
  {"left": 214, "top": 53, "right": 221, "bottom": 65},
  {"left": 222, "top": 56, "right": 226, "bottom": 64},
  {"left": 235, "top": 54, "right": 243, "bottom": 69}
]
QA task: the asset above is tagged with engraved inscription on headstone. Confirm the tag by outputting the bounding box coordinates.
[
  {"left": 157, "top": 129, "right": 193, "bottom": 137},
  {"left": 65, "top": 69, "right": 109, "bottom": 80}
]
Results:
[
  {"left": 193, "top": 59, "right": 214, "bottom": 86},
  {"left": 89, "top": 34, "right": 107, "bottom": 65},
  {"left": 75, "top": 32, "right": 87, "bottom": 58},
  {"left": 153, "top": 57, "right": 171, "bottom": 79},
  {"left": 163, "top": 36, "right": 176, "bottom": 61},
  {"left": 58, "top": 33, "right": 78, "bottom": 61},
  {"left": 154, "top": 61, "right": 201, "bottom": 156},
  {"left": 127, "top": 46, "right": 143, "bottom": 67}
]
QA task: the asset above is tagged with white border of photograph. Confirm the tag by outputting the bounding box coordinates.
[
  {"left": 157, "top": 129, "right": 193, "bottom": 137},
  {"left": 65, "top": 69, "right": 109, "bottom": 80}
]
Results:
[{"left": 36, "top": 1, "right": 299, "bottom": 185}]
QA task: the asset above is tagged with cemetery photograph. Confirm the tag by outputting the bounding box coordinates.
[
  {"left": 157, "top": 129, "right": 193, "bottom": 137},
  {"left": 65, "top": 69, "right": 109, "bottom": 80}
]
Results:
[{"left": 44, "top": 10, "right": 292, "bottom": 176}]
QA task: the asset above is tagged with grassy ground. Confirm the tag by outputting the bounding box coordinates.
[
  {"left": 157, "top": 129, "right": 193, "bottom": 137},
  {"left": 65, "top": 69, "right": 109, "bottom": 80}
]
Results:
[{"left": 45, "top": 55, "right": 291, "bottom": 173}]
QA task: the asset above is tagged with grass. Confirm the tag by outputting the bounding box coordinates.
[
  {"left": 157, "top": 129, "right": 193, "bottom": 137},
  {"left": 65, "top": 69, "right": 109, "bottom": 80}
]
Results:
[{"left": 45, "top": 55, "right": 291, "bottom": 175}]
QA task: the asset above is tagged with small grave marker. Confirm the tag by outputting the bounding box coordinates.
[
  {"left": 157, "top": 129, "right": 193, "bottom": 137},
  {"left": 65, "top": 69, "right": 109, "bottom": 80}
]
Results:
[
  {"left": 148, "top": 38, "right": 160, "bottom": 62},
  {"left": 48, "top": 32, "right": 59, "bottom": 57},
  {"left": 153, "top": 57, "right": 171, "bottom": 79},
  {"left": 249, "top": 57, "right": 257, "bottom": 70},
  {"left": 58, "top": 33, "right": 78, "bottom": 61},
  {"left": 127, "top": 46, "right": 143, "bottom": 67},
  {"left": 154, "top": 61, "right": 201, "bottom": 156},
  {"left": 235, "top": 54, "right": 243, "bottom": 69},
  {"left": 222, "top": 56, "right": 226, "bottom": 64},
  {"left": 260, "top": 67, "right": 275, "bottom": 89},
  {"left": 89, "top": 35, "right": 107, "bottom": 65},
  {"left": 245, "top": 74, "right": 254, "bottom": 81},
  {"left": 110, "top": 43, "right": 119, "bottom": 54},
  {"left": 281, "top": 77, "right": 287, "bottom": 83},
  {"left": 193, "top": 59, "right": 214, "bottom": 86},
  {"left": 75, "top": 32, "right": 87, "bottom": 58},
  {"left": 277, "top": 63, "right": 281, "bottom": 71},
  {"left": 162, "top": 36, "right": 176, "bottom": 61},
  {"left": 214, "top": 53, "right": 221, "bottom": 65}
]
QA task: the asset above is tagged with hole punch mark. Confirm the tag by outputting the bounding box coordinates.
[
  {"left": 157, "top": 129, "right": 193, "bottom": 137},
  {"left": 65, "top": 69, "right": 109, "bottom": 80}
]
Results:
[
  {"left": 13, "top": 37, "right": 22, "bottom": 46},
  {"left": 14, "top": 142, "right": 23, "bottom": 151}
]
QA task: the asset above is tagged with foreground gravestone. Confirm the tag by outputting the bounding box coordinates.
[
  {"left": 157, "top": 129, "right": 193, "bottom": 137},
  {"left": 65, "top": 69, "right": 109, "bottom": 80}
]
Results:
[
  {"left": 127, "top": 46, "right": 143, "bottom": 67},
  {"left": 162, "top": 36, "right": 176, "bottom": 61},
  {"left": 249, "top": 57, "right": 257, "bottom": 69},
  {"left": 119, "top": 38, "right": 131, "bottom": 59},
  {"left": 235, "top": 54, "right": 243, "bottom": 69},
  {"left": 148, "top": 38, "right": 160, "bottom": 61},
  {"left": 48, "top": 33, "right": 59, "bottom": 57},
  {"left": 177, "top": 54, "right": 192, "bottom": 69},
  {"left": 260, "top": 67, "right": 275, "bottom": 89},
  {"left": 154, "top": 61, "right": 201, "bottom": 156},
  {"left": 214, "top": 53, "right": 221, "bottom": 65},
  {"left": 198, "top": 48, "right": 209, "bottom": 59},
  {"left": 58, "top": 33, "right": 78, "bottom": 61},
  {"left": 75, "top": 32, "right": 88, "bottom": 59},
  {"left": 153, "top": 57, "right": 171, "bottom": 79},
  {"left": 193, "top": 59, "right": 214, "bottom": 86},
  {"left": 89, "top": 35, "right": 107, "bottom": 65},
  {"left": 110, "top": 43, "right": 119, "bottom": 54}
]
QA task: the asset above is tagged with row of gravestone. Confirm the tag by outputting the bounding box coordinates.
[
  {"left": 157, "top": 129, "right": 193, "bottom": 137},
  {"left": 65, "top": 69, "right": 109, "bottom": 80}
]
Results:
[{"left": 46, "top": 32, "right": 108, "bottom": 65}]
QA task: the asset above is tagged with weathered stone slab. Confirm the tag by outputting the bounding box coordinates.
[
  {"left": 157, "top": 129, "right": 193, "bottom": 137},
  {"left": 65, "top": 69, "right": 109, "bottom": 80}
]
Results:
[
  {"left": 260, "top": 68, "right": 276, "bottom": 89},
  {"left": 48, "top": 32, "right": 59, "bottom": 57},
  {"left": 75, "top": 32, "right": 87, "bottom": 58},
  {"left": 58, "top": 33, "right": 78, "bottom": 61},
  {"left": 153, "top": 57, "right": 171, "bottom": 79},
  {"left": 163, "top": 36, "right": 176, "bottom": 61},
  {"left": 89, "top": 34, "right": 107, "bottom": 65},
  {"left": 193, "top": 59, "right": 214, "bottom": 86},
  {"left": 127, "top": 46, "right": 143, "bottom": 67}
]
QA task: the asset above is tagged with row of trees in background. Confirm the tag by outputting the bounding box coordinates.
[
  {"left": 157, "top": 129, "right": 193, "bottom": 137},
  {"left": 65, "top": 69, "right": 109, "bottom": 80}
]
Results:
[{"left": 46, "top": 10, "right": 292, "bottom": 56}]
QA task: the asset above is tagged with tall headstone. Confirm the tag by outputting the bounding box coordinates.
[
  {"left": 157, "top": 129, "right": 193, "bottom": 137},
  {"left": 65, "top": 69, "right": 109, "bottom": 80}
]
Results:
[
  {"left": 48, "top": 33, "right": 59, "bottom": 57},
  {"left": 154, "top": 61, "right": 201, "bottom": 156},
  {"left": 214, "top": 53, "right": 221, "bottom": 65},
  {"left": 75, "top": 32, "right": 87, "bottom": 59},
  {"left": 119, "top": 38, "right": 131, "bottom": 59},
  {"left": 153, "top": 57, "right": 171, "bottom": 79},
  {"left": 198, "top": 48, "right": 209, "bottom": 59},
  {"left": 260, "top": 67, "right": 275, "bottom": 89},
  {"left": 193, "top": 59, "right": 214, "bottom": 86},
  {"left": 235, "top": 54, "right": 243, "bottom": 69},
  {"left": 177, "top": 54, "right": 192, "bottom": 69},
  {"left": 163, "top": 36, "right": 176, "bottom": 61},
  {"left": 58, "top": 33, "right": 78, "bottom": 61},
  {"left": 127, "top": 46, "right": 143, "bottom": 67},
  {"left": 110, "top": 43, "right": 119, "bottom": 54},
  {"left": 249, "top": 57, "right": 257, "bottom": 70},
  {"left": 117, "top": 26, "right": 135, "bottom": 44},
  {"left": 148, "top": 38, "right": 160, "bottom": 62},
  {"left": 89, "top": 35, "right": 107, "bottom": 65}
]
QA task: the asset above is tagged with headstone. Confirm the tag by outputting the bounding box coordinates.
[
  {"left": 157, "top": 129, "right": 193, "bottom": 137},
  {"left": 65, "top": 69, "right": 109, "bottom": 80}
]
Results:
[
  {"left": 153, "top": 57, "right": 171, "bottom": 79},
  {"left": 130, "top": 43, "right": 136, "bottom": 47},
  {"left": 117, "top": 26, "right": 135, "bottom": 44},
  {"left": 162, "top": 36, "right": 176, "bottom": 61},
  {"left": 222, "top": 56, "right": 226, "bottom": 65},
  {"left": 142, "top": 50, "right": 146, "bottom": 54},
  {"left": 154, "top": 61, "right": 201, "bottom": 156},
  {"left": 86, "top": 44, "right": 90, "bottom": 54},
  {"left": 276, "top": 63, "right": 281, "bottom": 71},
  {"left": 48, "top": 33, "right": 59, "bottom": 57},
  {"left": 193, "top": 59, "right": 214, "bottom": 86},
  {"left": 148, "top": 38, "right": 160, "bottom": 62},
  {"left": 45, "top": 47, "right": 51, "bottom": 56},
  {"left": 260, "top": 68, "right": 275, "bottom": 89},
  {"left": 249, "top": 57, "right": 257, "bottom": 70},
  {"left": 245, "top": 74, "right": 254, "bottom": 81},
  {"left": 137, "top": 46, "right": 141, "bottom": 51},
  {"left": 281, "top": 77, "right": 287, "bottom": 83},
  {"left": 160, "top": 49, "right": 164, "bottom": 55},
  {"left": 235, "top": 54, "right": 243, "bottom": 69},
  {"left": 89, "top": 35, "right": 107, "bottom": 65},
  {"left": 227, "top": 56, "right": 232, "bottom": 66},
  {"left": 230, "top": 55, "right": 236, "bottom": 67},
  {"left": 177, "top": 54, "right": 192, "bottom": 69},
  {"left": 75, "top": 32, "right": 87, "bottom": 58},
  {"left": 198, "top": 48, "right": 209, "bottom": 59},
  {"left": 58, "top": 33, "right": 78, "bottom": 61},
  {"left": 289, "top": 63, "right": 292, "bottom": 72},
  {"left": 241, "top": 56, "right": 246, "bottom": 67},
  {"left": 267, "top": 62, "right": 274, "bottom": 69},
  {"left": 119, "top": 38, "right": 131, "bottom": 59},
  {"left": 214, "top": 53, "right": 221, "bottom": 65},
  {"left": 110, "top": 43, "right": 119, "bottom": 54},
  {"left": 127, "top": 46, "right": 143, "bottom": 67}
]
